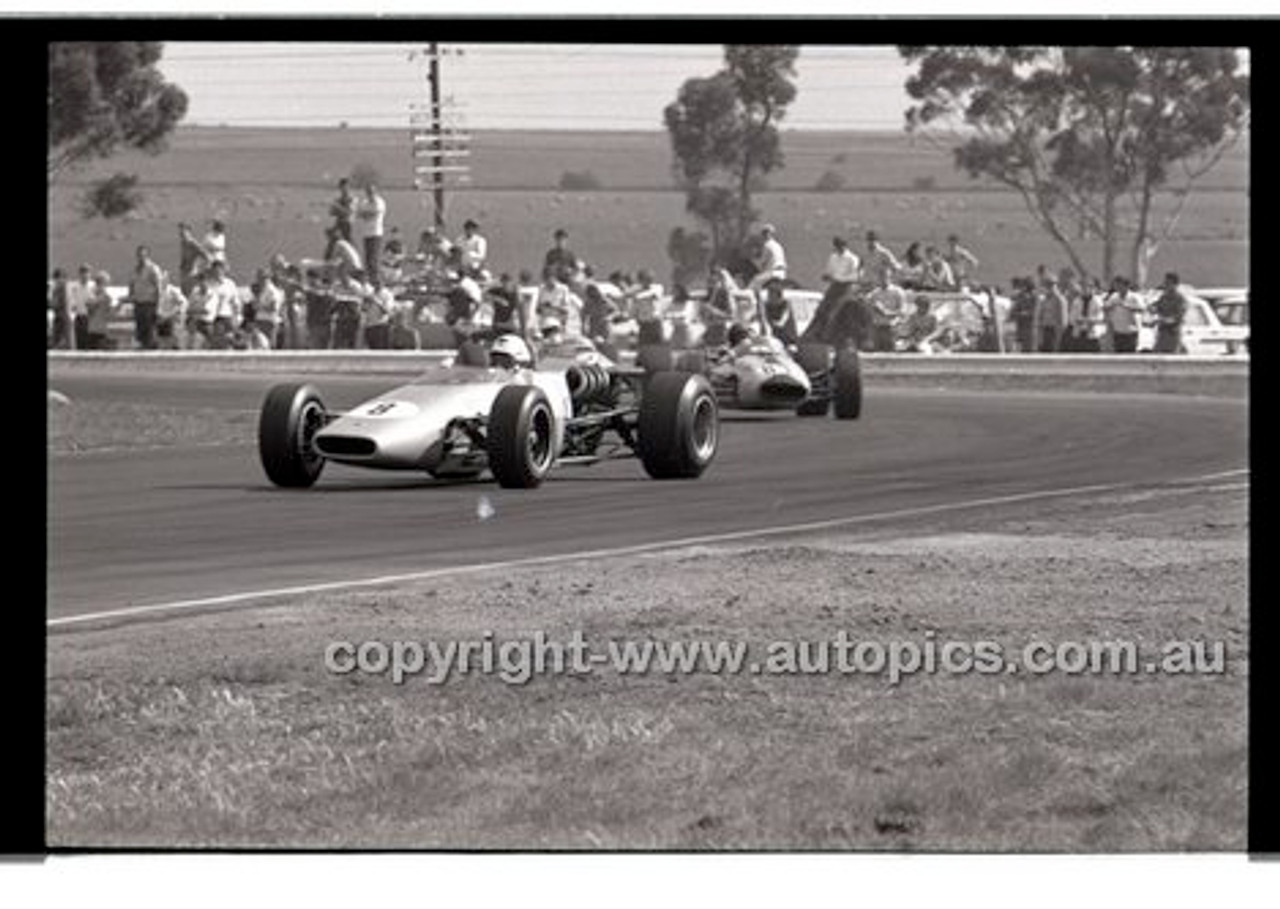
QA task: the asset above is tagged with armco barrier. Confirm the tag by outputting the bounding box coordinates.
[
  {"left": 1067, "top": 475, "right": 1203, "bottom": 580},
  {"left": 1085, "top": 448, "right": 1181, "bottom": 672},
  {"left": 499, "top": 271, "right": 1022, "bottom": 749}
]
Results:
[{"left": 47, "top": 350, "right": 1248, "bottom": 396}]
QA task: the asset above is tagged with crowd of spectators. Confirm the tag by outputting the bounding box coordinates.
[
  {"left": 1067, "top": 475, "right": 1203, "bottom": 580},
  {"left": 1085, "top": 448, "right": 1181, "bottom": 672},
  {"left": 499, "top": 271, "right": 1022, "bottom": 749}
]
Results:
[{"left": 47, "top": 182, "right": 1194, "bottom": 356}]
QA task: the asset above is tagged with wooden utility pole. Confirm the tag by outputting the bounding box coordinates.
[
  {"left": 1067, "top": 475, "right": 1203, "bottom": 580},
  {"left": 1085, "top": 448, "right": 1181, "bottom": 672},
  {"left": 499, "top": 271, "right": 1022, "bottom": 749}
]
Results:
[{"left": 427, "top": 41, "right": 445, "bottom": 230}]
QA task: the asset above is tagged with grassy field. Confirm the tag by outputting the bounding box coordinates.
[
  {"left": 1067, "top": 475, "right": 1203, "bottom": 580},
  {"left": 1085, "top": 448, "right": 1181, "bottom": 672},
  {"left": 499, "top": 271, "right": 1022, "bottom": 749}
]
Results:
[{"left": 48, "top": 127, "right": 1249, "bottom": 292}]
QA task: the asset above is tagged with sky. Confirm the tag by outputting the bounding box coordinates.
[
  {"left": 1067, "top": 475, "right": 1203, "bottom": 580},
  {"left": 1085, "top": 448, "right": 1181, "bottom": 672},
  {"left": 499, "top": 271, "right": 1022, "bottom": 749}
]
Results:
[{"left": 156, "top": 43, "right": 919, "bottom": 132}]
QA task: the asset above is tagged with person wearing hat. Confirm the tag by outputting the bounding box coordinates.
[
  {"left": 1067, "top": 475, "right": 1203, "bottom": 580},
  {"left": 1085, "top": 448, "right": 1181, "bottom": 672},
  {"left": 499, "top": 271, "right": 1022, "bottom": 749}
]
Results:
[
  {"left": 747, "top": 223, "right": 788, "bottom": 297},
  {"left": 456, "top": 219, "right": 488, "bottom": 276}
]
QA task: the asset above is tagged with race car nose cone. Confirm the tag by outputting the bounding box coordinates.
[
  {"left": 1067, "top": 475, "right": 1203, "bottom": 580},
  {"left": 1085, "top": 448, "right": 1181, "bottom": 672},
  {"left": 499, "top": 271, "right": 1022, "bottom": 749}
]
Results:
[{"left": 760, "top": 376, "right": 810, "bottom": 401}]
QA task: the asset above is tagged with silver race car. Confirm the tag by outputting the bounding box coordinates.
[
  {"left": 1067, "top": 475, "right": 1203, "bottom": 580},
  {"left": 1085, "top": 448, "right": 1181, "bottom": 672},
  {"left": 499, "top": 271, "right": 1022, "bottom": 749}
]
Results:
[
  {"left": 638, "top": 338, "right": 863, "bottom": 419},
  {"left": 257, "top": 336, "right": 719, "bottom": 489}
]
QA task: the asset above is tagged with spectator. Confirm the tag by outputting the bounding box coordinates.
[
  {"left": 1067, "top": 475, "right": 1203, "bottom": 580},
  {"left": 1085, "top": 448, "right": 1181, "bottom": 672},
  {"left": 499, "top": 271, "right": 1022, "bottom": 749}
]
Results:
[
  {"left": 923, "top": 245, "right": 956, "bottom": 291},
  {"left": 899, "top": 242, "right": 926, "bottom": 289},
  {"left": 899, "top": 295, "right": 944, "bottom": 352},
  {"left": 867, "top": 271, "right": 909, "bottom": 351},
  {"left": 249, "top": 267, "right": 285, "bottom": 349},
  {"left": 381, "top": 227, "right": 406, "bottom": 284},
  {"left": 203, "top": 259, "right": 241, "bottom": 348},
  {"left": 324, "top": 177, "right": 355, "bottom": 259},
  {"left": 325, "top": 225, "right": 364, "bottom": 274},
  {"left": 488, "top": 272, "right": 534, "bottom": 343},
  {"left": 535, "top": 266, "right": 582, "bottom": 339},
  {"left": 330, "top": 265, "right": 368, "bottom": 349},
  {"left": 355, "top": 183, "right": 387, "bottom": 285},
  {"left": 544, "top": 229, "right": 578, "bottom": 284},
  {"left": 417, "top": 227, "right": 454, "bottom": 272},
  {"left": 457, "top": 219, "right": 488, "bottom": 276},
  {"left": 946, "top": 234, "right": 980, "bottom": 288},
  {"left": 361, "top": 281, "right": 398, "bottom": 350},
  {"left": 127, "top": 245, "right": 166, "bottom": 350},
  {"left": 66, "top": 264, "right": 95, "bottom": 350},
  {"left": 805, "top": 235, "right": 861, "bottom": 346},
  {"left": 1152, "top": 271, "right": 1188, "bottom": 353},
  {"left": 1037, "top": 273, "right": 1069, "bottom": 352},
  {"left": 1103, "top": 275, "right": 1145, "bottom": 353},
  {"left": 760, "top": 278, "right": 799, "bottom": 346},
  {"left": 445, "top": 267, "right": 484, "bottom": 329},
  {"left": 176, "top": 222, "right": 205, "bottom": 296},
  {"left": 864, "top": 231, "right": 903, "bottom": 286},
  {"left": 84, "top": 271, "right": 115, "bottom": 350},
  {"left": 202, "top": 219, "right": 228, "bottom": 268},
  {"left": 185, "top": 272, "right": 212, "bottom": 348},
  {"left": 1065, "top": 276, "right": 1104, "bottom": 353},
  {"left": 156, "top": 275, "right": 188, "bottom": 350},
  {"left": 1010, "top": 277, "right": 1038, "bottom": 353},
  {"left": 49, "top": 268, "right": 72, "bottom": 350},
  {"left": 747, "top": 223, "right": 788, "bottom": 297}
]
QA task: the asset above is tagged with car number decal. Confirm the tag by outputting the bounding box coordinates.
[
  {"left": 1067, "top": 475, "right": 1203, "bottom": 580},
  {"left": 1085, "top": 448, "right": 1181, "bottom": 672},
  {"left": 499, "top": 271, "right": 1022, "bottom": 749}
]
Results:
[{"left": 352, "top": 400, "right": 419, "bottom": 419}]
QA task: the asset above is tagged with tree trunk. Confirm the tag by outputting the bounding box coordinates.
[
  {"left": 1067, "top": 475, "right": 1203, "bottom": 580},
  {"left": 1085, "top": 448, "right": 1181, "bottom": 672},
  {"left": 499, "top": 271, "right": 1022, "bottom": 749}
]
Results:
[{"left": 1101, "top": 188, "right": 1116, "bottom": 285}]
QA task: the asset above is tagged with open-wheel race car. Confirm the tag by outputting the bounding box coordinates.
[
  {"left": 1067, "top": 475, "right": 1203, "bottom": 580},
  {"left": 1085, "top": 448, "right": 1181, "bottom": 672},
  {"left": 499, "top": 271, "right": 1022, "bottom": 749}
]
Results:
[
  {"left": 257, "top": 339, "right": 719, "bottom": 489},
  {"left": 636, "top": 338, "right": 863, "bottom": 419}
]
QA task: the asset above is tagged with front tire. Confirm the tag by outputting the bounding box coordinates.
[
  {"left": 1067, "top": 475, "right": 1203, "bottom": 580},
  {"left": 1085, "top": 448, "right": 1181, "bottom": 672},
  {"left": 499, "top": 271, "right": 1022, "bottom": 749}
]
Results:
[
  {"left": 487, "top": 385, "right": 556, "bottom": 488},
  {"left": 258, "top": 383, "right": 327, "bottom": 487},
  {"left": 637, "top": 372, "right": 719, "bottom": 479},
  {"left": 795, "top": 343, "right": 834, "bottom": 416},
  {"left": 833, "top": 347, "right": 863, "bottom": 420}
]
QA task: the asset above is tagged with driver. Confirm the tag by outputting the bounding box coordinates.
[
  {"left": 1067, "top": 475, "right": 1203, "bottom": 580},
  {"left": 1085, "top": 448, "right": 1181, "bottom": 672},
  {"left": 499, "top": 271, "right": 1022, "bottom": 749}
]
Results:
[{"left": 489, "top": 333, "right": 534, "bottom": 371}]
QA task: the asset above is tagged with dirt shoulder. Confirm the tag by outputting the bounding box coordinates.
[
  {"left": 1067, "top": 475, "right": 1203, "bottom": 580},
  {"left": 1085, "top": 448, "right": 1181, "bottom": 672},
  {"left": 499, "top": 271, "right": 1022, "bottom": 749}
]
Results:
[{"left": 47, "top": 470, "right": 1247, "bottom": 850}]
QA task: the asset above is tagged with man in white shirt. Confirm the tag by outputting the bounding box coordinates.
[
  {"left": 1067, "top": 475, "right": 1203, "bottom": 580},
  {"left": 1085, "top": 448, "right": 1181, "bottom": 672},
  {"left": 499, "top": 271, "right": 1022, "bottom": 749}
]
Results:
[
  {"left": 457, "top": 219, "right": 488, "bottom": 277},
  {"left": 202, "top": 220, "right": 228, "bottom": 268},
  {"left": 355, "top": 183, "right": 387, "bottom": 285},
  {"left": 65, "top": 263, "right": 96, "bottom": 350},
  {"left": 748, "top": 224, "right": 788, "bottom": 296},
  {"left": 804, "top": 235, "right": 861, "bottom": 344},
  {"left": 203, "top": 259, "right": 242, "bottom": 348},
  {"left": 1103, "top": 276, "right": 1146, "bottom": 353}
]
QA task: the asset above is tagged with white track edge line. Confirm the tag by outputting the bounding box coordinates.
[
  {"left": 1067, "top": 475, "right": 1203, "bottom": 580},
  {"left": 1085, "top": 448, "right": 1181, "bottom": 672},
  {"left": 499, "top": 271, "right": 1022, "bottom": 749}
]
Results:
[{"left": 48, "top": 468, "right": 1249, "bottom": 630}]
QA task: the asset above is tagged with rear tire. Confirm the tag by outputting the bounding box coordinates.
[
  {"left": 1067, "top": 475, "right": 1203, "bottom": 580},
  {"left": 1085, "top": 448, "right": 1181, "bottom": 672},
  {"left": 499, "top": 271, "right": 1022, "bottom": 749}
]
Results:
[
  {"left": 486, "top": 385, "right": 556, "bottom": 488},
  {"left": 258, "top": 383, "right": 327, "bottom": 487},
  {"left": 637, "top": 372, "right": 719, "bottom": 479},
  {"left": 833, "top": 347, "right": 863, "bottom": 420},
  {"left": 795, "top": 343, "right": 834, "bottom": 416}
]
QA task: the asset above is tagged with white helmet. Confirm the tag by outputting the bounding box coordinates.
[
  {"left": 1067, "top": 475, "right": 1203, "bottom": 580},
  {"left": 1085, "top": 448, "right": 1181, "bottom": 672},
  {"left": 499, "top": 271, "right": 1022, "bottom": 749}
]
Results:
[{"left": 490, "top": 334, "right": 533, "bottom": 369}]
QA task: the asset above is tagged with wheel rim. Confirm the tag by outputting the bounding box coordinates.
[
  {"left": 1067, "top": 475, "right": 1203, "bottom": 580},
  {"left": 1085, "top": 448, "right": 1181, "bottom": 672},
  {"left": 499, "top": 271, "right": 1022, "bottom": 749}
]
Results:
[
  {"left": 298, "top": 401, "right": 325, "bottom": 469},
  {"left": 690, "top": 393, "right": 717, "bottom": 461},
  {"left": 527, "top": 403, "right": 553, "bottom": 472}
]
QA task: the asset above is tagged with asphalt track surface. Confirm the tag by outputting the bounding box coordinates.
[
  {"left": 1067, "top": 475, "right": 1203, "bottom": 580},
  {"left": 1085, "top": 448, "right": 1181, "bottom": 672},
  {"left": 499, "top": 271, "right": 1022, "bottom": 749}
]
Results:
[{"left": 48, "top": 370, "right": 1248, "bottom": 623}]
